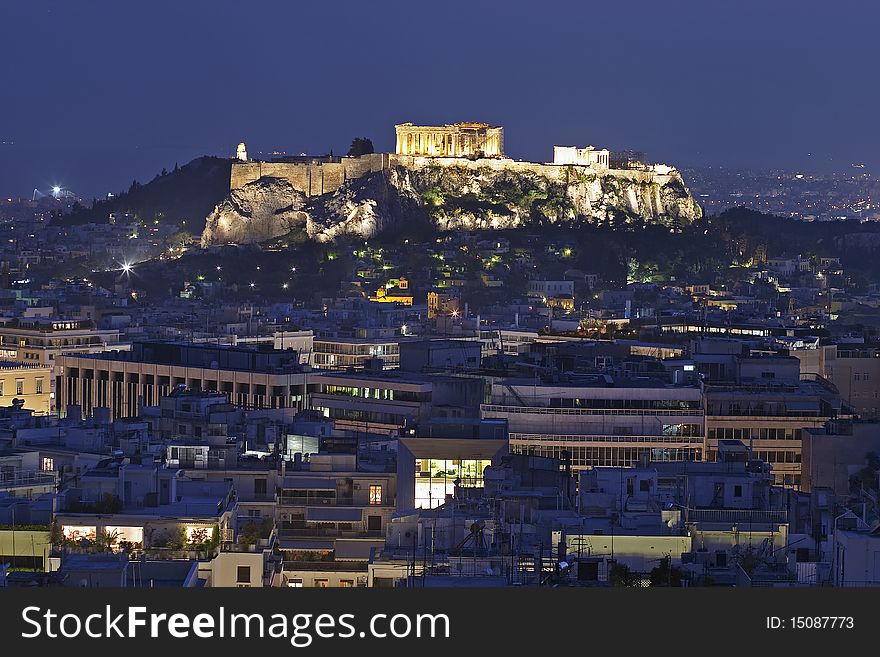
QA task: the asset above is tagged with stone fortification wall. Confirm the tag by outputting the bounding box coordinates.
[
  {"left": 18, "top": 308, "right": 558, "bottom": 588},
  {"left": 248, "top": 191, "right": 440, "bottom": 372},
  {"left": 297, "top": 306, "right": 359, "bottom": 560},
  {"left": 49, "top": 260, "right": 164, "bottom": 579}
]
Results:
[
  {"left": 230, "top": 152, "right": 679, "bottom": 195},
  {"left": 229, "top": 153, "right": 390, "bottom": 196}
]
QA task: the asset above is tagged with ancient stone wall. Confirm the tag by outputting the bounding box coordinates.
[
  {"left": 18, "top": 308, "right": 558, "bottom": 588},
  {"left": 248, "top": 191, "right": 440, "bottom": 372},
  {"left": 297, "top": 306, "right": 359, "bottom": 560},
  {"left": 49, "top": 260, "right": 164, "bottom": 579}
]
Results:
[
  {"left": 230, "top": 152, "right": 681, "bottom": 199},
  {"left": 229, "top": 153, "right": 390, "bottom": 196}
]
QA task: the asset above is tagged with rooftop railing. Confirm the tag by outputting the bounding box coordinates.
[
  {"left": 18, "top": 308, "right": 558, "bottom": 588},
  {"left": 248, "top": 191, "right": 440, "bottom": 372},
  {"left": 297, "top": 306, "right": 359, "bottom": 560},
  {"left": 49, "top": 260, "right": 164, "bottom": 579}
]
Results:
[{"left": 0, "top": 471, "right": 57, "bottom": 490}]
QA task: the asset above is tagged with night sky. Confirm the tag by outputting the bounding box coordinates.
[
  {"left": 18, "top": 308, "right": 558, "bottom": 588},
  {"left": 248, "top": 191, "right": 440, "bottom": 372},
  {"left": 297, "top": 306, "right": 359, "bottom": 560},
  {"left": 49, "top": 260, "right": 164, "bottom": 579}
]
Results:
[{"left": 1, "top": 0, "right": 878, "bottom": 198}]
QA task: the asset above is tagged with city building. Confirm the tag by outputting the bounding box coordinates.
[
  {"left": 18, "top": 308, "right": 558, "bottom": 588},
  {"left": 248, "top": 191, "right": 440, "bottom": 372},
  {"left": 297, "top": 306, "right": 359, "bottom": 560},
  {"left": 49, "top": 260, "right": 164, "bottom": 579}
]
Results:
[
  {"left": 55, "top": 341, "right": 313, "bottom": 420},
  {"left": 482, "top": 375, "right": 705, "bottom": 471},
  {"left": 313, "top": 336, "right": 402, "bottom": 370},
  {"left": 0, "top": 362, "right": 52, "bottom": 415},
  {"left": 0, "top": 317, "right": 125, "bottom": 367},
  {"left": 311, "top": 369, "right": 483, "bottom": 437},
  {"left": 277, "top": 453, "right": 395, "bottom": 588}
]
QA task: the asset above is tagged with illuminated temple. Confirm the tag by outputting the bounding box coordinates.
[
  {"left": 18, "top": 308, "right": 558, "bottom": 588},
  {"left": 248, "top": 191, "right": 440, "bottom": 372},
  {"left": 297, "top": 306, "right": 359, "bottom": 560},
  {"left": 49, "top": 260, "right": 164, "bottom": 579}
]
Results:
[{"left": 395, "top": 122, "right": 504, "bottom": 158}]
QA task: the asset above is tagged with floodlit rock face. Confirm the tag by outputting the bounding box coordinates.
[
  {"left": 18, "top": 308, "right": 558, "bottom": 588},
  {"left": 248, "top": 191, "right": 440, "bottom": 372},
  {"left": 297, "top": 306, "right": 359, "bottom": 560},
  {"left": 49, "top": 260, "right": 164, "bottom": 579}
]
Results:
[
  {"left": 306, "top": 167, "right": 423, "bottom": 242},
  {"left": 201, "top": 160, "right": 702, "bottom": 245},
  {"left": 201, "top": 177, "right": 309, "bottom": 246}
]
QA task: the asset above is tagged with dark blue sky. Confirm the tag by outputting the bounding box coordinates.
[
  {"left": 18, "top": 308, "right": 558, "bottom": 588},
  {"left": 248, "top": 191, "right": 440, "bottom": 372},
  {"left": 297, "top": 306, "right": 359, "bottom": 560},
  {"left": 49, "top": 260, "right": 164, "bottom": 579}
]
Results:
[{"left": 1, "top": 0, "right": 877, "bottom": 198}]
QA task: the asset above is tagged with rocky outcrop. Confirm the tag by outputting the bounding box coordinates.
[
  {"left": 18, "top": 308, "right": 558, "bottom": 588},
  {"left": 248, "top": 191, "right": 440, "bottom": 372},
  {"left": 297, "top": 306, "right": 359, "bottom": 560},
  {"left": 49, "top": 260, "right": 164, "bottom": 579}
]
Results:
[
  {"left": 201, "top": 161, "right": 702, "bottom": 246},
  {"left": 201, "top": 177, "right": 309, "bottom": 246}
]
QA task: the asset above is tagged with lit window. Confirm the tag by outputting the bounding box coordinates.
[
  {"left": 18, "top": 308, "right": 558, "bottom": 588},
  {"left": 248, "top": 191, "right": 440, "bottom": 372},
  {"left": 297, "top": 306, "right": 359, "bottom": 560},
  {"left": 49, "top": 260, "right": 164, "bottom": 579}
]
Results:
[
  {"left": 16, "top": 379, "right": 23, "bottom": 395},
  {"left": 41, "top": 457, "right": 54, "bottom": 471},
  {"left": 369, "top": 484, "right": 383, "bottom": 505}
]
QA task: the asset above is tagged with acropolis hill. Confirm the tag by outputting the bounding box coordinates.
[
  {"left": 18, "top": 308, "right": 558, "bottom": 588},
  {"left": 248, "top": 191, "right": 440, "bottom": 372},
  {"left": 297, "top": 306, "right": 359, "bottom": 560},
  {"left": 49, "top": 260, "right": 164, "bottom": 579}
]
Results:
[{"left": 201, "top": 122, "right": 702, "bottom": 246}]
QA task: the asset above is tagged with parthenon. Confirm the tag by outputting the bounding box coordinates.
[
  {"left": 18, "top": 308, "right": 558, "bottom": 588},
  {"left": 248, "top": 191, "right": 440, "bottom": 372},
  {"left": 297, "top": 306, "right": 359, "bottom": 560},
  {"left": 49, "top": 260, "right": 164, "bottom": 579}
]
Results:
[{"left": 395, "top": 122, "right": 504, "bottom": 158}]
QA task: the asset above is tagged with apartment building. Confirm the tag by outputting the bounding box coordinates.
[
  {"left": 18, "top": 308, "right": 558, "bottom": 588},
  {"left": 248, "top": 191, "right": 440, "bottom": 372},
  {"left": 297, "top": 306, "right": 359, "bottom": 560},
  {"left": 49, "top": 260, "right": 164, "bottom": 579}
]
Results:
[
  {"left": 310, "top": 370, "right": 483, "bottom": 436},
  {"left": 0, "top": 317, "right": 125, "bottom": 367},
  {"left": 0, "top": 362, "right": 52, "bottom": 415},
  {"left": 277, "top": 454, "right": 396, "bottom": 588}
]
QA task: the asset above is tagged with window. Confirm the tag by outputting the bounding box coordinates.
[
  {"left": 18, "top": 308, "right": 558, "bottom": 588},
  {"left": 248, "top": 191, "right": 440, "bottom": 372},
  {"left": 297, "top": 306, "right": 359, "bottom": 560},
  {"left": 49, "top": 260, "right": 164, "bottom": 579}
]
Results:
[
  {"left": 287, "top": 579, "right": 303, "bottom": 588},
  {"left": 369, "top": 484, "right": 383, "bottom": 505},
  {"left": 15, "top": 379, "right": 23, "bottom": 396},
  {"left": 236, "top": 566, "right": 251, "bottom": 584},
  {"left": 733, "top": 485, "right": 743, "bottom": 498},
  {"left": 41, "top": 457, "right": 54, "bottom": 472},
  {"left": 639, "top": 479, "right": 650, "bottom": 492},
  {"left": 35, "top": 379, "right": 43, "bottom": 394},
  {"left": 254, "top": 478, "right": 267, "bottom": 496},
  {"left": 0, "top": 381, "right": 4, "bottom": 396},
  {"left": 367, "top": 515, "right": 382, "bottom": 532},
  {"left": 313, "top": 579, "right": 329, "bottom": 588},
  {"left": 339, "top": 580, "right": 354, "bottom": 588}
]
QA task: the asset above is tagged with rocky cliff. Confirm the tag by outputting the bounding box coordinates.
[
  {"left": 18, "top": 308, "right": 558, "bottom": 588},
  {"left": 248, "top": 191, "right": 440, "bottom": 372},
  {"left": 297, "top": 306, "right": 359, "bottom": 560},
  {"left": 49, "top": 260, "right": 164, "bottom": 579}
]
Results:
[{"left": 201, "top": 161, "right": 702, "bottom": 246}]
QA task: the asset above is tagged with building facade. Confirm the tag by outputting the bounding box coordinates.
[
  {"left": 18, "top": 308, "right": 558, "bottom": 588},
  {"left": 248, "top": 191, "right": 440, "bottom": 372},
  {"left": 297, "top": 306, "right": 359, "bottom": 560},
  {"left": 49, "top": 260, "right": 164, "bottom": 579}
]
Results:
[
  {"left": 482, "top": 378, "right": 705, "bottom": 471},
  {"left": 0, "top": 362, "right": 52, "bottom": 415},
  {"left": 55, "top": 341, "right": 313, "bottom": 420}
]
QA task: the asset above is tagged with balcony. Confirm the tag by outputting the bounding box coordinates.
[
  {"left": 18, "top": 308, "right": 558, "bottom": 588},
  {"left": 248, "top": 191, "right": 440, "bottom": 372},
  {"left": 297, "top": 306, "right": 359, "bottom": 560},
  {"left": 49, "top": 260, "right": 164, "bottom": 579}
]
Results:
[
  {"left": 685, "top": 508, "right": 788, "bottom": 524},
  {"left": 279, "top": 527, "right": 385, "bottom": 540},
  {"left": 0, "top": 471, "right": 57, "bottom": 491},
  {"left": 482, "top": 404, "right": 703, "bottom": 417},
  {"left": 278, "top": 494, "right": 354, "bottom": 507},
  {"left": 282, "top": 560, "right": 369, "bottom": 572}
]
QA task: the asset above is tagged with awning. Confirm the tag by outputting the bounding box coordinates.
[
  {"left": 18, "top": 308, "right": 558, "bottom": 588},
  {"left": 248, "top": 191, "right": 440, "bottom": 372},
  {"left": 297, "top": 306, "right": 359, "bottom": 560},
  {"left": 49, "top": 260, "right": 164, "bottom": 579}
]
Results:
[
  {"left": 785, "top": 400, "right": 819, "bottom": 413},
  {"left": 306, "top": 507, "right": 364, "bottom": 522},
  {"left": 334, "top": 539, "right": 384, "bottom": 561},
  {"left": 279, "top": 538, "right": 335, "bottom": 551},
  {"left": 281, "top": 477, "right": 337, "bottom": 490}
]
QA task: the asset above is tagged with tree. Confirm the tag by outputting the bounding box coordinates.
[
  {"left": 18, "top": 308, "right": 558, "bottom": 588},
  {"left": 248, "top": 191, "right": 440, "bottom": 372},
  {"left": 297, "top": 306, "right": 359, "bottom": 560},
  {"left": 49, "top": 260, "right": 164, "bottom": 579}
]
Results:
[
  {"left": 347, "top": 137, "right": 374, "bottom": 157},
  {"left": 608, "top": 562, "right": 634, "bottom": 587},
  {"left": 649, "top": 556, "right": 684, "bottom": 587}
]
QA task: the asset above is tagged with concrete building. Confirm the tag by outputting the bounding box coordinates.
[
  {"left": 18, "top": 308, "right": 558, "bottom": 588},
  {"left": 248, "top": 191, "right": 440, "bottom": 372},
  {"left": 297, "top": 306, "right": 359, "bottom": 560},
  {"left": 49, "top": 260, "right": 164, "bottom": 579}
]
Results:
[
  {"left": 482, "top": 376, "right": 704, "bottom": 471},
  {"left": 832, "top": 523, "right": 880, "bottom": 587},
  {"left": 703, "top": 376, "right": 841, "bottom": 489},
  {"left": 276, "top": 454, "right": 395, "bottom": 588},
  {"left": 55, "top": 341, "right": 313, "bottom": 420},
  {"left": 0, "top": 317, "right": 125, "bottom": 367},
  {"left": 55, "top": 461, "right": 238, "bottom": 553},
  {"left": 313, "top": 336, "right": 402, "bottom": 370},
  {"left": 397, "top": 437, "right": 508, "bottom": 510},
  {"left": 0, "top": 362, "right": 52, "bottom": 415},
  {"left": 310, "top": 370, "right": 484, "bottom": 436},
  {"left": 527, "top": 280, "right": 575, "bottom": 298},
  {"left": 398, "top": 339, "right": 481, "bottom": 373},
  {"left": 792, "top": 344, "right": 880, "bottom": 419},
  {"left": 801, "top": 421, "right": 880, "bottom": 495},
  {"left": 570, "top": 441, "right": 790, "bottom": 582}
]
